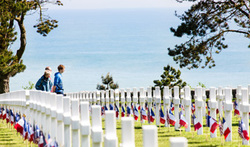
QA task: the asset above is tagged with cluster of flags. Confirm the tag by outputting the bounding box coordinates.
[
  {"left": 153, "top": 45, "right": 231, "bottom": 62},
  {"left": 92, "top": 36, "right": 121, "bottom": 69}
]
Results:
[{"left": 0, "top": 107, "right": 58, "bottom": 147}]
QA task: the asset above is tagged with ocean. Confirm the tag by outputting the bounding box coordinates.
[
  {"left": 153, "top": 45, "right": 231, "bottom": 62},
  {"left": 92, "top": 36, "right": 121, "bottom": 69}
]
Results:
[{"left": 10, "top": 8, "right": 250, "bottom": 93}]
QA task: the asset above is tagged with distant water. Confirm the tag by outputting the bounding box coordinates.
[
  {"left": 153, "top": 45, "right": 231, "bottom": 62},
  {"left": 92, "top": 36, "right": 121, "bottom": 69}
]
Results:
[{"left": 10, "top": 8, "right": 250, "bottom": 92}]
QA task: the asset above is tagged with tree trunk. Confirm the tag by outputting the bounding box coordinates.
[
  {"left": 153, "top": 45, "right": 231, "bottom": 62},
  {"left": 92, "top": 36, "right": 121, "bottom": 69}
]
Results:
[{"left": 0, "top": 75, "right": 10, "bottom": 94}]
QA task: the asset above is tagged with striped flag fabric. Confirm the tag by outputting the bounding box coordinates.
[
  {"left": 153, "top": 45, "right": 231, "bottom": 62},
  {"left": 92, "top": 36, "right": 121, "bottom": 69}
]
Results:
[
  {"left": 126, "top": 106, "right": 131, "bottom": 117},
  {"left": 10, "top": 110, "right": 14, "bottom": 125},
  {"left": 192, "top": 114, "right": 202, "bottom": 131},
  {"left": 0, "top": 107, "right": 2, "bottom": 119},
  {"left": 141, "top": 107, "right": 147, "bottom": 121},
  {"left": 101, "top": 106, "right": 105, "bottom": 116},
  {"left": 115, "top": 104, "right": 119, "bottom": 118},
  {"left": 207, "top": 102, "right": 210, "bottom": 116},
  {"left": 133, "top": 106, "right": 139, "bottom": 121},
  {"left": 219, "top": 117, "right": 225, "bottom": 136},
  {"left": 160, "top": 107, "right": 166, "bottom": 124},
  {"left": 23, "top": 118, "right": 28, "bottom": 140},
  {"left": 234, "top": 100, "right": 240, "bottom": 116},
  {"left": 209, "top": 116, "right": 219, "bottom": 133},
  {"left": 179, "top": 111, "right": 188, "bottom": 128},
  {"left": 223, "top": 120, "right": 231, "bottom": 140},
  {"left": 121, "top": 106, "right": 125, "bottom": 117},
  {"left": 170, "top": 102, "right": 174, "bottom": 111},
  {"left": 179, "top": 104, "right": 185, "bottom": 111},
  {"left": 6, "top": 109, "right": 9, "bottom": 123},
  {"left": 238, "top": 119, "right": 249, "bottom": 141},
  {"left": 191, "top": 103, "right": 195, "bottom": 114},
  {"left": 167, "top": 109, "right": 176, "bottom": 126},
  {"left": 2, "top": 108, "right": 6, "bottom": 120},
  {"left": 150, "top": 108, "right": 155, "bottom": 123},
  {"left": 14, "top": 117, "right": 24, "bottom": 135},
  {"left": 28, "top": 123, "right": 34, "bottom": 142}
]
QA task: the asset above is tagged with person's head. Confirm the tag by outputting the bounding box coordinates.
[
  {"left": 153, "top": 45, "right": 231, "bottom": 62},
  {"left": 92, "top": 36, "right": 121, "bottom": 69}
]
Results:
[
  {"left": 45, "top": 66, "right": 52, "bottom": 72},
  {"left": 58, "top": 64, "right": 65, "bottom": 73},
  {"left": 44, "top": 70, "right": 51, "bottom": 78}
]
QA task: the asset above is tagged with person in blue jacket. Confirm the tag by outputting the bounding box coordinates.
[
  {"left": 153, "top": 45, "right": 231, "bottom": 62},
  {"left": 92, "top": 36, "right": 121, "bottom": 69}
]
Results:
[
  {"left": 35, "top": 70, "right": 53, "bottom": 92},
  {"left": 53, "top": 64, "right": 65, "bottom": 95}
]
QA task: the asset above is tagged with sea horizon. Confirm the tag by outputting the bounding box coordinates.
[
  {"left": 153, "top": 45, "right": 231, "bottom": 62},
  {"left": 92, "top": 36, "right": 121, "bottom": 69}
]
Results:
[{"left": 9, "top": 8, "right": 250, "bottom": 93}]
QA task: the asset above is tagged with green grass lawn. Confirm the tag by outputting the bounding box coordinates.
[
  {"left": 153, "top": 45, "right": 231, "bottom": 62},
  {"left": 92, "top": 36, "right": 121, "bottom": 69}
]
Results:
[{"left": 0, "top": 110, "right": 248, "bottom": 147}]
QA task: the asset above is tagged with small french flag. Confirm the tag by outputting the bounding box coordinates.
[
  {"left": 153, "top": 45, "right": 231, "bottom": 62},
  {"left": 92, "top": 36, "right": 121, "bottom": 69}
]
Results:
[
  {"left": 150, "top": 108, "right": 155, "bottom": 123},
  {"left": 141, "top": 107, "right": 147, "bottom": 120},
  {"left": 134, "top": 106, "right": 139, "bottom": 121},
  {"left": 121, "top": 106, "right": 125, "bottom": 117},
  {"left": 167, "top": 109, "right": 176, "bottom": 126},
  {"left": 160, "top": 107, "right": 166, "bottom": 124},
  {"left": 179, "top": 111, "right": 188, "bottom": 128}
]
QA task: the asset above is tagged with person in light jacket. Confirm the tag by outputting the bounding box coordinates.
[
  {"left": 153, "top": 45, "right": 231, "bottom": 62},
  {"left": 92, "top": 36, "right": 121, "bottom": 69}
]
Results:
[
  {"left": 53, "top": 64, "right": 65, "bottom": 95},
  {"left": 35, "top": 70, "right": 53, "bottom": 92}
]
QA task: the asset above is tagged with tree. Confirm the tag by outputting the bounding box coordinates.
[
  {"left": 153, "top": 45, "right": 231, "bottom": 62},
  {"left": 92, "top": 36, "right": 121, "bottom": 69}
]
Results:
[
  {"left": 0, "top": 0, "right": 62, "bottom": 93},
  {"left": 153, "top": 65, "right": 187, "bottom": 90},
  {"left": 96, "top": 72, "right": 119, "bottom": 90},
  {"left": 168, "top": 0, "right": 250, "bottom": 69}
]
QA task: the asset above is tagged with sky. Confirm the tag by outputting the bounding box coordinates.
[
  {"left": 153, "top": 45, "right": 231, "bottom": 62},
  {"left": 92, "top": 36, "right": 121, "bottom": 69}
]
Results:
[{"left": 47, "top": 0, "right": 192, "bottom": 10}]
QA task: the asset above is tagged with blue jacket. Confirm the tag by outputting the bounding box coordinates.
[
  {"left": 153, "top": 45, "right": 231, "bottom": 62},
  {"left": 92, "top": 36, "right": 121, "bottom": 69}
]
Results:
[
  {"left": 35, "top": 75, "right": 52, "bottom": 92},
  {"left": 54, "top": 72, "right": 64, "bottom": 93}
]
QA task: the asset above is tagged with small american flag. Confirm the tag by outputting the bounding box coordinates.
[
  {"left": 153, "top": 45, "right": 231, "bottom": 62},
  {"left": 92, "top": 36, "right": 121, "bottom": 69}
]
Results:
[
  {"left": 238, "top": 120, "right": 244, "bottom": 139},
  {"left": 219, "top": 117, "right": 225, "bottom": 136}
]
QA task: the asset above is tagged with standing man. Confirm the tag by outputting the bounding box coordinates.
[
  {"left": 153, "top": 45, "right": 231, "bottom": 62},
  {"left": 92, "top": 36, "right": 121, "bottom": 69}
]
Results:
[{"left": 54, "top": 64, "right": 65, "bottom": 95}]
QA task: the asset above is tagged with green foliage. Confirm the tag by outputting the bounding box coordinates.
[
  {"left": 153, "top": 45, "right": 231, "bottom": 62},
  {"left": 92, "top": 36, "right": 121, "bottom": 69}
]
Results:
[
  {"left": 168, "top": 0, "right": 250, "bottom": 69},
  {"left": 0, "top": 0, "right": 62, "bottom": 93},
  {"left": 97, "top": 72, "right": 119, "bottom": 90},
  {"left": 153, "top": 64, "right": 187, "bottom": 90},
  {"left": 22, "top": 81, "right": 35, "bottom": 90},
  {"left": 197, "top": 82, "right": 206, "bottom": 88}
]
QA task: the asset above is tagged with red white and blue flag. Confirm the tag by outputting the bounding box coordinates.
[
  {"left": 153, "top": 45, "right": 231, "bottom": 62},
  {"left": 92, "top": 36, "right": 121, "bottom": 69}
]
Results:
[
  {"left": 219, "top": 116, "right": 225, "bottom": 136},
  {"left": 223, "top": 120, "right": 231, "bottom": 140},
  {"left": 14, "top": 117, "right": 24, "bottom": 135},
  {"left": 209, "top": 116, "right": 219, "bottom": 133},
  {"left": 179, "top": 104, "right": 185, "bottom": 111},
  {"left": 6, "top": 109, "right": 9, "bottom": 123},
  {"left": 234, "top": 100, "right": 240, "bottom": 116},
  {"left": 0, "top": 107, "right": 2, "bottom": 119},
  {"left": 207, "top": 102, "right": 210, "bottom": 116},
  {"left": 150, "top": 108, "right": 155, "bottom": 123},
  {"left": 121, "top": 106, "right": 125, "bottom": 117},
  {"left": 133, "top": 106, "right": 139, "bottom": 121},
  {"left": 191, "top": 103, "right": 195, "bottom": 114},
  {"left": 192, "top": 114, "right": 202, "bottom": 131},
  {"left": 2, "top": 108, "right": 6, "bottom": 120},
  {"left": 167, "top": 109, "right": 176, "bottom": 126},
  {"left": 179, "top": 111, "right": 188, "bottom": 128},
  {"left": 101, "top": 106, "right": 105, "bottom": 116},
  {"left": 115, "top": 104, "right": 119, "bottom": 119},
  {"left": 10, "top": 109, "right": 14, "bottom": 125},
  {"left": 238, "top": 119, "right": 249, "bottom": 141},
  {"left": 126, "top": 106, "right": 131, "bottom": 117},
  {"left": 28, "top": 123, "right": 34, "bottom": 142},
  {"left": 160, "top": 107, "right": 166, "bottom": 124},
  {"left": 141, "top": 107, "right": 147, "bottom": 121},
  {"left": 170, "top": 102, "right": 174, "bottom": 111},
  {"left": 23, "top": 118, "right": 28, "bottom": 140}
]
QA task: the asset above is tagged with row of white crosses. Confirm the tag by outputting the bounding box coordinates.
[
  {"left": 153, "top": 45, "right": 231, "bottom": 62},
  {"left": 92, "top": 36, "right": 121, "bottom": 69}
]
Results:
[
  {"left": 0, "top": 90, "right": 189, "bottom": 147},
  {"left": 69, "top": 85, "right": 250, "bottom": 141}
]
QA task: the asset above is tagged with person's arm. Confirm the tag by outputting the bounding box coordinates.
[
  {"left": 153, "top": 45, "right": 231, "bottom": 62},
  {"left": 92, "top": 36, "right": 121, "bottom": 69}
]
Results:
[
  {"left": 54, "top": 74, "right": 60, "bottom": 91},
  {"left": 35, "top": 78, "right": 42, "bottom": 90}
]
